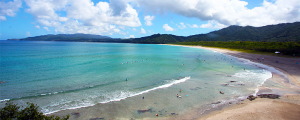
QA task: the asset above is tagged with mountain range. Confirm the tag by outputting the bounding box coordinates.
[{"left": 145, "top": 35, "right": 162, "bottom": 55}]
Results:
[{"left": 15, "top": 22, "right": 300, "bottom": 43}]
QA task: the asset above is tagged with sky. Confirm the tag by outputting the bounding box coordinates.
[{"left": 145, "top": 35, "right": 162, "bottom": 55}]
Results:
[{"left": 0, "top": 0, "right": 300, "bottom": 40}]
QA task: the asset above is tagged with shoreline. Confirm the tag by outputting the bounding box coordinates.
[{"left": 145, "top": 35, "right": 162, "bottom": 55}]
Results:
[
  {"left": 50, "top": 44, "right": 300, "bottom": 120},
  {"left": 166, "top": 44, "right": 300, "bottom": 120}
]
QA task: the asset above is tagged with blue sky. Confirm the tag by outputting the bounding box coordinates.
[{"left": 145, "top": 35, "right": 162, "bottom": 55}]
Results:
[{"left": 0, "top": 0, "right": 299, "bottom": 40}]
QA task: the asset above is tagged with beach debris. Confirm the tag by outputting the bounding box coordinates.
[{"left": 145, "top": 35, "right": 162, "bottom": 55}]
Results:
[
  {"left": 257, "top": 94, "right": 280, "bottom": 99},
  {"left": 211, "top": 101, "right": 221, "bottom": 104},
  {"left": 170, "top": 113, "right": 178, "bottom": 115},
  {"left": 219, "top": 91, "right": 224, "bottom": 94},
  {"left": 89, "top": 117, "right": 104, "bottom": 120},
  {"left": 156, "top": 114, "right": 159, "bottom": 117},
  {"left": 71, "top": 112, "right": 80, "bottom": 118},
  {"left": 137, "top": 109, "right": 153, "bottom": 114},
  {"left": 230, "top": 81, "right": 237, "bottom": 83},
  {"left": 275, "top": 51, "right": 280, "bottom": 54},
  {"left": 247, "top": 95, "right": 257, "bottom": 101}
]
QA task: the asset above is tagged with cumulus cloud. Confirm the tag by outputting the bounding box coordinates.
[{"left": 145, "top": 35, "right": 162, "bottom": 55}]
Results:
[
  {"left": 0, "top": 0, "right": 22, "bottom": 21},
  {"left": 200, "top": 20, "right": 227, "bottom": 29},
  {"left": 136, "top": 0, "right": 300, "bottom": 27},
  {"left": 177, "top": 22, "right": 186, "bottom": 29},
  {"left": 140, "top": 28, "right": 147, "bottom": 34},
  {"left": 144, "top": 15, "right": 155, "bottom": 26},
  {"left": 24, "top": 0, "right": 141, "bottom": 35},
  {"left": 163, "top": 24, "right": 174, "bottom": 31},
  {"left": 189, "top": 24, "right": 199, "bottom": 28}
]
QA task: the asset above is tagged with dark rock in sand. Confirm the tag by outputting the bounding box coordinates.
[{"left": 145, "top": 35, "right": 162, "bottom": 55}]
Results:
[
  {"left": 212, "top": 101, "right": 221, "bottom": 104},
  {"left": 171, "top": 113, "right": 178, "bottom": 115},
  {"left": 230, "top": 81, "right": 237, "bottom": 83},
  {"left": 258, "top": 94, "right": 280, "bottom": 99},
  {"left": 247, "top": 95, "right": 257, "bottom": 101},
  {"left": 137, "top": 109, "right": 152, "bottom": 114},
  {"left": 89, "top": 118, "right": 104, "bottom": 120},
  {"left": 71, "top": 112, "right": 80, "bottom": 118},
  {"left": 221, "top": 84, "right": 229, "bottom": 86}
]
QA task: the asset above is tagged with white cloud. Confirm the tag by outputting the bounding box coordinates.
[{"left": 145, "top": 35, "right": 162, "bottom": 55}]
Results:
[
  {"left": 136, "top": 0, "right": 300, "bottom": 27},
  {"left": 140, "top": 28, "right": 146, "bottom": 34},
  {"left": 129, "top": 35, "right": 135, "bottom": 38},
  {"left": 200, "top": 20, "right": 227, "bottom": 29},
  {"left": 24, "top": 0, "right": 141, "bottom": 35},
  {"left": 177, "top": 22, "right": 186, "bottom": 29},
  {"left": 144, "top": 15, "right": 155, "bottom": 26},
  {"left": 189, "top": 24, "right": 199, "bottom": 28},
  {"left": 43, "top": 27, "right": 49, "bottom": 31},
  {"left": 0, "top": 0, "right": 22, "bottom": 21},
  {"left": 35, "top": 25, "right": 40, "bottom": 29},
  {"left": 163, "top": 24, "right": 174, "bottom": 31}
]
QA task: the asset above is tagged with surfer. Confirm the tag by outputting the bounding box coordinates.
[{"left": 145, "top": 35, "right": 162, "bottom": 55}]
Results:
[
  {"left": 126, "top": 78, "right": 128, "bottom": 81},
  {"left": 219, "top": 91, "right": 224, "bottom": 94},
  {"left": 142, "top": 96, "right": 144, "bottom": 99},
  {"left": 179, "top": 89, "right": 182, "bottom": 93}
]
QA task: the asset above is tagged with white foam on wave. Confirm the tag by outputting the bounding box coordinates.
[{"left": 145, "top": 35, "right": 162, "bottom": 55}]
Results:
[
  {"left": 233, "top": 69, "right": 272, "bottom": 95},
  {"left": 100, "top": 76, "right": 191, "bottom": 103},
  {"left": 0, "top": 99, "right": 10, "bottom": 103},
  {"left": 44, "top": 76, "right": 191, "bottom": 114},
  {"left": 214, "top": 52, "right": 287, "bottom": 96}
]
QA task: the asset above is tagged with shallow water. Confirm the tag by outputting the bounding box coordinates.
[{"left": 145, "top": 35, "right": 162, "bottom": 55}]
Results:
[{"left": 0, "top": 41, "right": 271, "bottom": 117}]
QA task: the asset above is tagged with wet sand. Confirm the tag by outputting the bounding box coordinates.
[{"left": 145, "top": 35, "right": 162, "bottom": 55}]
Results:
[{"left": 168, "top": 45, "right": 300, "bottom": 120}]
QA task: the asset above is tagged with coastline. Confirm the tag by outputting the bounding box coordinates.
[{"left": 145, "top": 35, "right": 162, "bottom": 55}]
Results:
[
  {"left": 167, "top": 44, "right": 300, "bottom": 120},
  {"left": 49, "top": 44, "right": 300, "bottom": 120}
]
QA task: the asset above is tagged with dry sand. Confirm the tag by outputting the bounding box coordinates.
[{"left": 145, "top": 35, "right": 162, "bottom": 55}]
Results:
[{"left": 168, "top": 45, "right": 300, "bottom": 120}]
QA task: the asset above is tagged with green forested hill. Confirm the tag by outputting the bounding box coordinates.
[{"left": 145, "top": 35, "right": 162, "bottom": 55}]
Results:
[
  {"left": 19, "top": 33, "right": 119, "bottom": 42},
  {"left": 16, "top": 22, "right": 300, "bottom": 43},
  {"left": 130, "top": 22, "right": 300, "bottom": 43},
  {"left": 130, "top": 34, "right": 186, "bottom": 44},
  {"left": 13, "top": 22, "right": 300, "bottom": 56},
  {"left": 186, "top": 22, "right": 300, "bottom": 42}
]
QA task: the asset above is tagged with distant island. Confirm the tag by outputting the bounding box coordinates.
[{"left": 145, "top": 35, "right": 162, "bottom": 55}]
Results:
[{"left": 10, "top": 22, "right": 300, "bottom": 56}]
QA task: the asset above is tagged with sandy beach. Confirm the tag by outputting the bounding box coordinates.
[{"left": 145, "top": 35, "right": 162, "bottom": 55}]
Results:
[
  {"left": 168, "top": 45, "right": 300, "bottom": 120},
  {"left": 50, "top": 44, "right": 300, "bottom": 120}
]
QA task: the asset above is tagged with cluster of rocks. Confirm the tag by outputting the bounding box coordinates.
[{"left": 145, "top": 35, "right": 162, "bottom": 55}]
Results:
[{"left": 247, "top": 94, "right": 280, "bottom": 101}]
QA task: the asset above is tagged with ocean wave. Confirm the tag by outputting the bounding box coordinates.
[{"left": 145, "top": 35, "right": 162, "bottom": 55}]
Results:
[
  {"left": 233, "top": 69, "right": 272, "bottom": 95},
  {"left": 43, "top": 76, "right": 191, "bottom": 114},
  {"left": 0, "top": 99, "right": 10, "bottom": 103}
]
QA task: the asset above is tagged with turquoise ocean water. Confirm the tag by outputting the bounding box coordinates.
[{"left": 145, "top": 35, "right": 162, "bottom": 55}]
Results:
[{"left": 0, "top": 41, "right": 271, "bottom": 115}]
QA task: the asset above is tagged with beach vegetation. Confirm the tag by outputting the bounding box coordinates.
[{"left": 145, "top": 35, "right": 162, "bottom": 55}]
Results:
[
  {"left": 0, "top": 102, "right": 69, "bottom": 120},
  {"left": 176, "top": 41, "right": 300, "bottom": 56}
]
